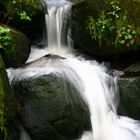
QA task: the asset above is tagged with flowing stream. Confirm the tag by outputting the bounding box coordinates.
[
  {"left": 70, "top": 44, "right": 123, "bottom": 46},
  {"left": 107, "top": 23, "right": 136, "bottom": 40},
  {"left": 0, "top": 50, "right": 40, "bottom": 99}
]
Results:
[{"left": 7, "top": 0, "right": 140, "bottom": 140}]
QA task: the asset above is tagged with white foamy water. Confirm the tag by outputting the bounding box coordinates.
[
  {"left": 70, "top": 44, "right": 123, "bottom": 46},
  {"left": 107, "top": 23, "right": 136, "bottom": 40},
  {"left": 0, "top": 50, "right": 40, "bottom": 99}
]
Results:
[
  {"left": 7, "top": 0, "right": 140, "bottom": 140},
  {"left": 7, "top": 56, "right": 140, "bottom": 140}
]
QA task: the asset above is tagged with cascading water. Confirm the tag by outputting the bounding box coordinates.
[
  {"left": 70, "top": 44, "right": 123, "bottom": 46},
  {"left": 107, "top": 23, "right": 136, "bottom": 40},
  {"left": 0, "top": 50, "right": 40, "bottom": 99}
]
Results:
[
  {"left": 45, "top": 0, "right": 72, "bottom": 54},
  {"left": 26, "top": 0, "right": 73, "bottom": 63},
  {"left": 7, "top": 0, "right": 140, "bottom": 140}
]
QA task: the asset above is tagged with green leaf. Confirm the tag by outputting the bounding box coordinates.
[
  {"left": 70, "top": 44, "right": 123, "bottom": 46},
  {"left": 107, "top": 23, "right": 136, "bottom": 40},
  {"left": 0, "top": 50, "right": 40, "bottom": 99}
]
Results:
[
  {"left": 120, "top": 40, "right": 125, "bottom": 44},
  {"left": 18, "top": 11, "right": 31, "bottom": 21}
]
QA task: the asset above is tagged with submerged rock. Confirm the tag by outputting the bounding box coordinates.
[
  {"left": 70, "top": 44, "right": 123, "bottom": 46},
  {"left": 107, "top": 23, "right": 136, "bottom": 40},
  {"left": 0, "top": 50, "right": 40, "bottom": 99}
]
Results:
[{"left": 12, "top": 55, "right": 90, "bottom": 140}]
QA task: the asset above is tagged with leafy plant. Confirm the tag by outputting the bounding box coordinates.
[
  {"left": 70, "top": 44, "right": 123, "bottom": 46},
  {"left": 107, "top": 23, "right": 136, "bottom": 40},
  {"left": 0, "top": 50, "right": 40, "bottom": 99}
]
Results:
[
  {"left": 87, "top": 0, "right": 139, "bottom": 48},
  {"left": 17, "top": 11, "right": 31, "bottom": 21},
  {"left": 115, "top": 19, "right": 137, "bottom": 47},
  {"left": 12, "top": 0, "right": 35, "bottom": 21},
  {"left": 0, "top": 26, "right": 15, "bottom": 139},
  {"left": 87, "top": 12, "right": 110, "bottom": 46},
  {"left": 107, "top": 0, "right": 121, "bottom": 20},
  {"left": 0, "top": 26, "right": 15, "bottom": 55}
]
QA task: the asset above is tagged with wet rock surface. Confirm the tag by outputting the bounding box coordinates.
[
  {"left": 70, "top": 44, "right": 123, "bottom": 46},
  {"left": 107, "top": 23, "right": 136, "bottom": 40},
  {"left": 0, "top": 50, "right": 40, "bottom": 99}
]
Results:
[{"left": 12, "top": 56, "right": 90, "bottom": 140}]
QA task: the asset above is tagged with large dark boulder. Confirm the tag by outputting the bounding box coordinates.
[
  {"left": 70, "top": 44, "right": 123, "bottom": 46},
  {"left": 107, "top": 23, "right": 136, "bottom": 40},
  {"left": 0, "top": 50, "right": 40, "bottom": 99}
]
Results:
[
  {"left": 71, "top": 0, "right": 140, "bottom": 64},
  {"left": 118, "top": 62, "right": 140, "bottom": 120},
  {"left": 0, "top": 24, "right": 31, "bottom": 67},
  {"left": 118, "top": 76, "right": 140, "bottom": 120},
  {"left": 71, "top": 0, "right": 106, "bottom": 55},
  {"left": 12, "top": 55, "right": 90, "bottom": 140}
]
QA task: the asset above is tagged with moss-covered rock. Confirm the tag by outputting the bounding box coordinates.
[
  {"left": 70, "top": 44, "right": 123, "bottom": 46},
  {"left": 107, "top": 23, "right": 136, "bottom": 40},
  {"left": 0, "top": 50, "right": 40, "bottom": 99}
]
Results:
[
  {"left": 118, "top": 61, "right": 140, "bottom": 120},
  {"left": 0, "top": 54, "right": 17, "bottom": 120},
  {"left": 119, "top": 0, "right": 140, "bottom": 27},
  {"left": 71, "top": 0, "right": 140, "bottom": 62},
  {"left": 12, "top": 55, "right": 90, "bottom": 140},
  {"left": 0, "top": 54, "right": 17, "bottom": 138},
  {"left": 0, "top": 24, "right": 31, "bottom": 67},
  {"left": 118, "top": 76, "right": 140, "bottom": 120},
  {"left": 0, "top": 0, "right": 44, "bottom": 40}
]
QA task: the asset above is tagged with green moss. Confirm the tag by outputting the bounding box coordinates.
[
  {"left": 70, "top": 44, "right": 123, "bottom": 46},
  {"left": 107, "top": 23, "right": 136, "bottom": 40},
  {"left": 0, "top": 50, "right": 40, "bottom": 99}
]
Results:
[
  {"left": 0, "top": 25, "right": 16, "bottom": 57},
  {"left": 0, "top": 55, "right": 7, "bottom": 139},
  {"left": 119, "top": 77, "right": 140, "bottom": 119},
  {"left": 0, "top": 54, "right": 17, "bottom": 139},
  {"left": 0, "top": 24, "right": 30, "bottom": 67},
  {"left": 119, "top": 0, "right": 140, "bottom": 27}
]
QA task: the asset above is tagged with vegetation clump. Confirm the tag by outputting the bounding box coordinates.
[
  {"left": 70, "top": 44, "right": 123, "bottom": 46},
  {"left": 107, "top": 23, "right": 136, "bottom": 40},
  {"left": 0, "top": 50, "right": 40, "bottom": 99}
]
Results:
[
  {"left": 11, "top": 0, "right": 35, "bottom": 21},
  {"left": 87, "top": 0, "right": 140, "bottom": 48},
  {"left": 0, "top": 26, "right": 15, "bottom": 56},
  {"left": 1, "top": 0, "right": 40, "bottom": 22}
]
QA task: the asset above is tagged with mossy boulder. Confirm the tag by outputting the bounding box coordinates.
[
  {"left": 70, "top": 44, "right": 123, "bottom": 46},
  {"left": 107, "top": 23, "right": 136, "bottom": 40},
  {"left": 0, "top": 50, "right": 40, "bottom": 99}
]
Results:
[
  {"left": 71, "top": 0, "right": 140, "bottom": 62},
  {"left": 0, "top": 24, "right": 31, "bottom": 67},
  {"left": 118, "top": 76, "right": 140, "bottom": 120},
  {"left": 0, "top": 54, "right": 17, "bottom": 138},
  {"left": 118, "top": 62, "right": 140, "bottom": 120},
  {"left": 0, "top": 0, "right": 44, "bottom": 40},
  {"left": 12, "top": 55, "right": 90, "bottom": 140}
]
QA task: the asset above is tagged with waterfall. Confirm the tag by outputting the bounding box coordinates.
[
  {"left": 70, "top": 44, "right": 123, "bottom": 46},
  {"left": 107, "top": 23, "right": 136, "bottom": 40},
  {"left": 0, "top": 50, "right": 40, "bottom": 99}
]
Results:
[
  {"left": 37, "top": 0, "right": 73, "bottom": 56},
  {"left": 26, "top": 0, "right": 73, "bottom": 63},
  {"left": 65, "top": 59, "right": 140, "bottom": 140},
  {"left": 7, "top": 0, "right": 140, "bottom": 140},
  {"left": 45, "top": 1, "right": 72, "bottom": 53}
]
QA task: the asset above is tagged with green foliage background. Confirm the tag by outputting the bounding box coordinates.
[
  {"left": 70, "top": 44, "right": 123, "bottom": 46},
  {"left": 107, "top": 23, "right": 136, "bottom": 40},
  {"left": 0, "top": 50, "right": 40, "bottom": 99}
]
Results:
[
  {"left": 1, "top": 0, "right": 40, "bottom": 21},
  {"left": 86, "top": 0, "right": 140, "bottom": 48}
]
